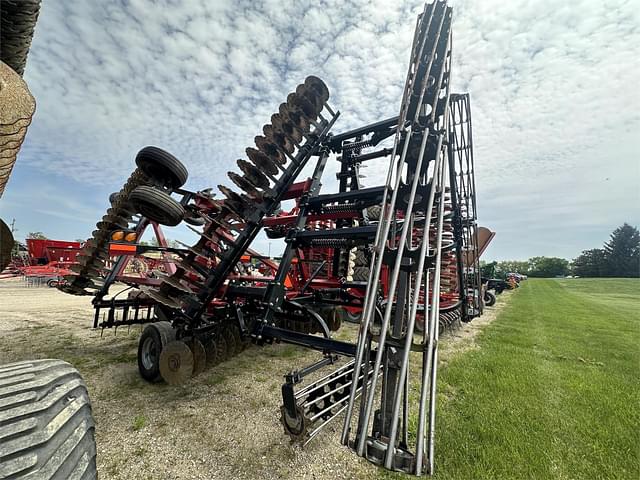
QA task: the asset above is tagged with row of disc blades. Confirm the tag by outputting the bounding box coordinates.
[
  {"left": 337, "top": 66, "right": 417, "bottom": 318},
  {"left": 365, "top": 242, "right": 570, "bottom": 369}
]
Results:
[
  {"left": 219, "top": 75, "right": 330, "bottom": 220},
  {"left": 159, "top": 322, "right": 247, "bottom": 385},
  {"left": 59, "top": 170, "right": 148, "bottom": 296},
  {"left": 147, "top": 76, "right": 331, "bottom": 311}
]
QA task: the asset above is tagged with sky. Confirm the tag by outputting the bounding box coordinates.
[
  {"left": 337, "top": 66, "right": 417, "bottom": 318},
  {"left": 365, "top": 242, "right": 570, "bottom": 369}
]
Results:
[{"left": 0, "top": 0, "right": 638, "bottom": 261}]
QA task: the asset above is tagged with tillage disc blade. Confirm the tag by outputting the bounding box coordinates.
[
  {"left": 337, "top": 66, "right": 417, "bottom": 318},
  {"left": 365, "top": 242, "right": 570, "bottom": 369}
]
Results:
[
  {"left": 159, "top": 340, "right": 194, "bottom": 385},
  {"left": 189, "top": 338, "right": 207, "bottom": 377},
  {"left": 215, "top": 333, "right": 230, "bottom": 363},
  {"left": 204, "top": 336, "right": 219, "bottom": 367},
  {"left": 246, "top": 147, "right": 279, "bottom": 176},
  {"left": 237, "top": 158, "right": 270, "bottom": 189},
  {"left": 304, "top": 75, "right": 330, "bottom": 103},
  {"left": 221, "top": 326, "right": 238, "bottom": 356},
  {"left": 228, "top": 171, "right": 262, "bottom": 199},
  {"left": 254, "top": 136, "right": 286, "bottom": 165}
]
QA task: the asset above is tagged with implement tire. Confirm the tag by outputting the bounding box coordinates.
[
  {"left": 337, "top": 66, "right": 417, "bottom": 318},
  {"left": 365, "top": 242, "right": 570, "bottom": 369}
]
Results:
[
  {"left": 137, "top": 321, "right": 176, "bottom": 382},
  {"left": 129, "top": 185, "right": 185, "bottom": 226},
  {"left": 353, "top": 266, "right": 370, "bottom": 282},
  {"left": 366, "top": 205, "right": 382, "bottom": 221},
  {"left": 135, "top": 146, "right": 188, "bottom": 189},
  {"left": 0, "top": 359, "right": 97, "bottom": 479},
  {"left": 484, "top": 290, "right": 496, "bottom": 307},
  {"left": 0, "top": 218, "right": 13, "bottom": 272}
]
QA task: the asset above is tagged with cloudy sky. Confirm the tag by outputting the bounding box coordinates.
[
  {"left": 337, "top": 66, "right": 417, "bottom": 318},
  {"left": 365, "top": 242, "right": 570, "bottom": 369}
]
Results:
[{"left": 1, "top": 0, "right": 638, "bottom": 260}]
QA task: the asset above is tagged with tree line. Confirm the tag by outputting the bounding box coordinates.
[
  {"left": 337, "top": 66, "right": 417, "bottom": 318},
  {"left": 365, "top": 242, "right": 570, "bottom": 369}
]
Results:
[
  {"left": 481, "top": 257, "right": 570, "bottom": 278},
  {"left": 572, "top": 223, "right": 639, "bottom": 277},
  {"left": 481, "top": 223, "right": 639, "bottom": 279}
]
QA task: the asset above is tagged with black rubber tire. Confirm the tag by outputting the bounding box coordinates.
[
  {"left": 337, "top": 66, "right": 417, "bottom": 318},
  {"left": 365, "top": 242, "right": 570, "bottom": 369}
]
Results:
[
  {"left": 137, "top": 321, "right": 176, "bottom": 382},
  {"left": 367, "top": 205, "right": 382, "bottom": 221},
  {"left": 484, "top": 290, "right": 496, "bottom": 307},
  {"left": 353, "top": 266, "right": 370, "bottom": 282},
  {"left": 129, "top": 186, "right": 185, "bottom": 226},
  {"left": 0, "top": 218, "right": 14, "bottom": 272},
  {"left": 355, "top": 248, "right": 368, "bottom": 266},
  {"left": 183, "top": 209, "right": 205, "bottom": 226},
  {"left": 46, "top": 279, "right": 58, "bottom": 288},
  {"left": 135, "top": 146, "right": 188, "bottom": 190},
  {"left": 344, "top": 310, "right": 362, "bottom": 324},
  {"left": 265, "top": 227, "right": 287, "bottom": 239},
  {"left": 0, "top": 359, "right": 97, "bottom": 479}
]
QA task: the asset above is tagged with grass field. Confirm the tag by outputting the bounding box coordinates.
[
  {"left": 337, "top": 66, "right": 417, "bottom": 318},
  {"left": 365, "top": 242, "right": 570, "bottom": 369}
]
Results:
[{"left": 413, "top": 278, "right": 639, "bottom": 480}]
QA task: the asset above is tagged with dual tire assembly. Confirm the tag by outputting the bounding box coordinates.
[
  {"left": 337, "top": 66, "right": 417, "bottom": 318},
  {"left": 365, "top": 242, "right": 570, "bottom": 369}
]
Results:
[{"left": 127, "top": 146, "right": 189, "bottom": 227}]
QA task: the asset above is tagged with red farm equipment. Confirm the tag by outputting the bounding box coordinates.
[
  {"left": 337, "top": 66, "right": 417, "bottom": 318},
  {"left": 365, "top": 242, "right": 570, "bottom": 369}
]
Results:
[
  {"left": 55, "top": 0, "right": 494, "bottom": 475},
  {"left": 0, "top": 238, "right": 80, "bottom": 285}
]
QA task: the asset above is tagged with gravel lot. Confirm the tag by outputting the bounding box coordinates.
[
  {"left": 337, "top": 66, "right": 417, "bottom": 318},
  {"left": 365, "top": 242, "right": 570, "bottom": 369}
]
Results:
[{"left": 0, "top": 279, "right": 509, "bottom": 479}]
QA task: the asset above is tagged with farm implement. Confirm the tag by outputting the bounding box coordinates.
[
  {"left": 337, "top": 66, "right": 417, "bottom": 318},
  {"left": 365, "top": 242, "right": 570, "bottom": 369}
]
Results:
[{"left": 57, "top": 0, "right": 492, "bottom": 475}]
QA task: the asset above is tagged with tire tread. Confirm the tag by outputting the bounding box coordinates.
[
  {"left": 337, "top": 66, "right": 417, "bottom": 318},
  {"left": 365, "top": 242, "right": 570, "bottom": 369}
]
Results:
[{"left": 0, "top": 359, "right": 97, "bottom": 479}]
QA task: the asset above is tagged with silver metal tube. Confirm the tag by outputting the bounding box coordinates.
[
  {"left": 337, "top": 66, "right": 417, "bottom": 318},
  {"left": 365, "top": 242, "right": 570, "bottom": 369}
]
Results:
[
  {"left": 384, "top": 134, "right": 445, "bottom": 468},
  {"left": 303, "top": 370, "right": 365, "bottom": 409},
  {"left": 341, "top": 124, "right": 413, "bottom": 446},
  {"left": 310, "top": 376, "right": 374, "bottom": 422},
  {"left": 305, "top": 380, "right": 370, "bottom": 446},
  {"left": 415, "top": 267, "right": 431, "bottom": 476},
  {"left": 426, "top": 148, "right": 448, "bottom": 475},
  {"left": 296, "top": 360, "right": 355, "bottom": 398},
  {"left": 414, "top": 152, "right": 445, "bottom": 474},
  {"left": 356, "top": 125, "right": 431, "bottom": 456},
  {"left": 382, "top": 129, "right": 432, "bottom": 467},
  {"left": 415, "top": 156, "right": 447, "bottom": 474}
]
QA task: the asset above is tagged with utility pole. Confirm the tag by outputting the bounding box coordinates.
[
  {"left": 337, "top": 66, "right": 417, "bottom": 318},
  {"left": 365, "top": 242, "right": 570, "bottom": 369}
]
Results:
[{"left": 9, "top": 219, "right": 18, "bottom": 256}]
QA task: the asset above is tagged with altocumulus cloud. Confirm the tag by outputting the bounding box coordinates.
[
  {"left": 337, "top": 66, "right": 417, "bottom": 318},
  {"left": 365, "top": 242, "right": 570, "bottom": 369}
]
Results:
[{"left": 2, "top": 0, "right": 639, "bottom": 259}]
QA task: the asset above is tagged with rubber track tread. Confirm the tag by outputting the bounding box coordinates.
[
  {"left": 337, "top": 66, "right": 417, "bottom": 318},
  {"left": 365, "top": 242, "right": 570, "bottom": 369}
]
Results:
[{"left": 0, "top": 359, "right": 97, "bottom": 479}]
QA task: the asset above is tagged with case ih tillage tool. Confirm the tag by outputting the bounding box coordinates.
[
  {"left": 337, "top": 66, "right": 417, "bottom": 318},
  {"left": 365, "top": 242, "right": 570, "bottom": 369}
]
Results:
[{"left": 59, "top": 1, "right": 488, "bottom": 474}]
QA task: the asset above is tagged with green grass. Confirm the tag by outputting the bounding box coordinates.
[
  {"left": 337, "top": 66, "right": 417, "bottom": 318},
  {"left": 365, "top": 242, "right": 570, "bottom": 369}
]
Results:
[
  {"left": 391, "top": 278, "right": 639, "bottom": 479},
  {"left": 131, "top": 414, "right": 147, "bottom": 431}
]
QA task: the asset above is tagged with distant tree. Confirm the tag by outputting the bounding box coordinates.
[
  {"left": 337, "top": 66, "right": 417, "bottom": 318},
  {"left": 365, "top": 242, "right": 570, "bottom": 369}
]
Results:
[
  {"left": 495, "top": 260, "right": 529, "bottom": 278},
  {"left": 27, "top": 232, "right": 47, "bottom": 240},
  {"left": 572, "top": 248, "right": 607, "bottom": 277},
  {"left": 603, "top": 223, "right": 640, "bottom": 277},
  {"left": 138, "top": 238, "right": 181, "bottom": 248},
  {"left": 528, "top": 256, "right": 569, "bottom": 277},
  {"left": 480, "top": 260, "right": 497, "bottom": 278}
]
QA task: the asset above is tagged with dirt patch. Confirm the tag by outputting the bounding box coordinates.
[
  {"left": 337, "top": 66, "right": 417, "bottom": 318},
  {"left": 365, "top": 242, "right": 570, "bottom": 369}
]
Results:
[{"left": 0, "top": 280, "right": 511, "bottom": 479}]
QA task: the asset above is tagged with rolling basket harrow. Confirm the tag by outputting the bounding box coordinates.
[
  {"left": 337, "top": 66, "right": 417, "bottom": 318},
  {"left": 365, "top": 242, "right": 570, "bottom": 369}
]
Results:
[{"left": 58, "top": 0, "right": 492, "bottom": 474}]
